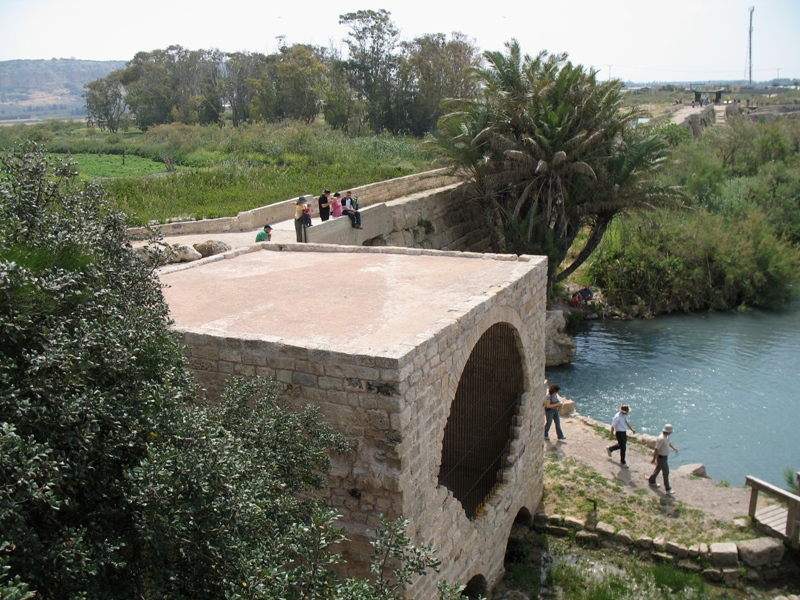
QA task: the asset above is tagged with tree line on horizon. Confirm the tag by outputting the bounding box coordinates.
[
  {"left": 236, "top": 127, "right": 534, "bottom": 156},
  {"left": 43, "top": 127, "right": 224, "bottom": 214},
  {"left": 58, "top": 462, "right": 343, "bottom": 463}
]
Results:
[{"left": 83, "top": 9, "right": 482, "bottom": 136}]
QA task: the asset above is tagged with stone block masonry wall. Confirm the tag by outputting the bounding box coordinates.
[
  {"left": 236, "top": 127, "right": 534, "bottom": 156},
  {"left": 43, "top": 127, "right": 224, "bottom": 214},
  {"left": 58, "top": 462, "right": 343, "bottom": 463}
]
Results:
[
  {"left": 682, "top": 105, "right": 717, "bottom": 137},
  {"left": 181, "top": 329, "right": 408, "bottom": 573},
  {"left": 302, "top": 182, "right": 493, "bottom": 253},
  {"left": 374, "top": 182, "right": 494, "bottom": 253},
  {"left": 399, "top": 258, "right": 547, "bottom": 598},
  {"left": 128, "top": 168, "right": 460, "bottom": 238},
  {"left": 175, "top": 245, "right": 548, "bottom": 595}
]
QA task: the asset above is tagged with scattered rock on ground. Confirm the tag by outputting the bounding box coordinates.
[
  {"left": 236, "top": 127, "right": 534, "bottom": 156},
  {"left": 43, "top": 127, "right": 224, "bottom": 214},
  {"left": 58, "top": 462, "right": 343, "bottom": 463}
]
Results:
[
  {"left": 193, "top": 240, "right": 232, "bottom": 257},
  {"left": 677, "top": 463, "right": 710, "bottom": 478},
  {"left": 171, "top": 244, "right": 202, "bottom": 262}
]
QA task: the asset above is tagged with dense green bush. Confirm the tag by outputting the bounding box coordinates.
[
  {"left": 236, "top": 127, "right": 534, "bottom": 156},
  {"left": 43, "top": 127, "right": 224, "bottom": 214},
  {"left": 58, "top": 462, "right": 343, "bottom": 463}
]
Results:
[
  {"left": 587, "top": 209, "right": 800, "bottom": 314},
  {"left": 0, "top": 144, "right": 461, "bottom": 599},
  {"left": 0, "top": 142, "right": 195, "bottom": 597}
]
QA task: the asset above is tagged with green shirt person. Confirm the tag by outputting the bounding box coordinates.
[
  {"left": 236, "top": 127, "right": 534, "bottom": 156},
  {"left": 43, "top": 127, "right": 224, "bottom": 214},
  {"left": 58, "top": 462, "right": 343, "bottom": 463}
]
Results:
[{"left": 255, "top": 224, "right": 272, "bottom": 242}]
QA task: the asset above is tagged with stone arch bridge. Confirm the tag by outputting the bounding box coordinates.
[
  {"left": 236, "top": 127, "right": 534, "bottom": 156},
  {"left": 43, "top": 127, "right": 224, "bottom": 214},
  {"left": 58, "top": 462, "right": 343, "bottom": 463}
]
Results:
[{"left": 150, "top": 171, "right": 549, "bottom": 596}]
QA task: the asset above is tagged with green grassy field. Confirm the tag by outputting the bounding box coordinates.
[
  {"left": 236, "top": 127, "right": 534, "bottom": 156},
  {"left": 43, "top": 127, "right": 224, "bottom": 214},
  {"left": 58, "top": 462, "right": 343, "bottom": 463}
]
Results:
[
  {"left": 71, "top": 152, "right": 179, "bottom": 178},
  {"left": 0, "top": 120, "right": 437, "bottom": 225}
]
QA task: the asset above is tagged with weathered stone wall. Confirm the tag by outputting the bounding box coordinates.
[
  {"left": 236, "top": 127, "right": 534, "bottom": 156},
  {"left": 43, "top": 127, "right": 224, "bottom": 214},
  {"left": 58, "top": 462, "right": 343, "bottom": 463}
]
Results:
[
  {"left": 298, "top": 181, "right": 494, "bottom": 254},
  {"left": 128, "top": 169, "right": 459, "bottom": 238},
  {"left": 682, "top": 105, "right": 717, "bottom": 137},
  {"left": 376, "top": 182, "right": 494, "bottom": 253},
  {"left": 174, "top": 245, "right": 547, "bottom": 595},
  {"left": 399, "top": 270, "right": 546, "bottom": 598},
  {"left": 545, "top": 309, "right": 577, "bottom": 366}
]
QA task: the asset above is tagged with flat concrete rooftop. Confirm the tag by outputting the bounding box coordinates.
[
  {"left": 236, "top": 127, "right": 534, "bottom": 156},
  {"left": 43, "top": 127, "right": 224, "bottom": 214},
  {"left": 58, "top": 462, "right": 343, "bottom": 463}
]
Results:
[{"left": 160, "top": 245, "right": 540, "bottom": 358}]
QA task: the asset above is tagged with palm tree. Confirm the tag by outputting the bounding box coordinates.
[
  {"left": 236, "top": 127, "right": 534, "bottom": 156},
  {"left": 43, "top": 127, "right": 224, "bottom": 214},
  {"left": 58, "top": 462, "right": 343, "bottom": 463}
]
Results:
[{"left": 432, "top": 40, "right": 672, "bottom": 296}]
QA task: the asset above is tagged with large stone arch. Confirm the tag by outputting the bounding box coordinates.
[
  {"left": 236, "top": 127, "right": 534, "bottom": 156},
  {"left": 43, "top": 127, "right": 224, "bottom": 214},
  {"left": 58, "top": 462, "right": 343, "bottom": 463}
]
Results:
[
  {"left": 438, "top": 320, "right": 527, "bottom": 519},
  {"left": 162, "top": 245, "right": 549, "bottom": 597}
]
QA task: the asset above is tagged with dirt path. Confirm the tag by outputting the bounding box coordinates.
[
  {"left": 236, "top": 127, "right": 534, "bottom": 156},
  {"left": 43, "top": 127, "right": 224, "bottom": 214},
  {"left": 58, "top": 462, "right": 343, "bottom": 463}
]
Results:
[
  {"left": 547, "top": 412, "right": 751, "bottom": 523},
  {"left": 130, "top": 217, "right": 300, "bottom": 250}
]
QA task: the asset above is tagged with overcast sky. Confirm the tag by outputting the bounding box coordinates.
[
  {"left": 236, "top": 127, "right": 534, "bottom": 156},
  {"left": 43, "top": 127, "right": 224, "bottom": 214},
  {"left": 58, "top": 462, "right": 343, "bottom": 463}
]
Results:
[{"left": 1, "top": 0, "right": 798, "bottom": 83}]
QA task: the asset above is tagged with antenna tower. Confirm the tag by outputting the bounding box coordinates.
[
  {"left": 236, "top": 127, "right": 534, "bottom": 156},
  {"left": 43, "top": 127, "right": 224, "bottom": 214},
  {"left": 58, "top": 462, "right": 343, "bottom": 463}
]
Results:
[{"left": 747, "top": 6, "right": 754, "bottom": 84}]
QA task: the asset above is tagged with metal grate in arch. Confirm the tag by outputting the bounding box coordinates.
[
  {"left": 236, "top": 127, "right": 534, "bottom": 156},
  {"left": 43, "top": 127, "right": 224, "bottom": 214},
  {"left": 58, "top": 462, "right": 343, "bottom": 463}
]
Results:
[{"left": 438, "top": 322, "right": 524, "bottom": 519}]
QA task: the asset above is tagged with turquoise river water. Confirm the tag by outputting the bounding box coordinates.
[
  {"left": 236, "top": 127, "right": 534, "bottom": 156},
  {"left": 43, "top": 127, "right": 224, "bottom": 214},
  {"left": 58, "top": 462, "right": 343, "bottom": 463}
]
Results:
[{"left": 546, "top": 298, "right": 799, "bottom": 488}]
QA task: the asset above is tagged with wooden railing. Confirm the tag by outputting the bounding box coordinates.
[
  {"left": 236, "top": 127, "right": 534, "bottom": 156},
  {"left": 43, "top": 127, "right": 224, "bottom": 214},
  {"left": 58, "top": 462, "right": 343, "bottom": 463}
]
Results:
[{"left": 745, "top": 475, "right": 800, "bottom": 549}]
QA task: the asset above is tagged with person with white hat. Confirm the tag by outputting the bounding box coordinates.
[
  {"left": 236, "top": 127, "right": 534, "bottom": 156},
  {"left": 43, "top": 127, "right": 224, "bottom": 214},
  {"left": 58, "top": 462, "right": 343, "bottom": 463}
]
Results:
[
  {"left": 607, "top": 405, "right": 636, "bottom": 469},
  {"left": 648, "top": 424, "right": 679, "bottom": 495}
]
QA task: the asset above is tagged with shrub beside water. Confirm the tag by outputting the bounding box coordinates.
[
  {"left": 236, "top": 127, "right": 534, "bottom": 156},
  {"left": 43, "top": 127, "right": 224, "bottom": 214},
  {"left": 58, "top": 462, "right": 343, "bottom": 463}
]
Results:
[{"left": 587, "top": 209, "right": 800, "bottom": 315}]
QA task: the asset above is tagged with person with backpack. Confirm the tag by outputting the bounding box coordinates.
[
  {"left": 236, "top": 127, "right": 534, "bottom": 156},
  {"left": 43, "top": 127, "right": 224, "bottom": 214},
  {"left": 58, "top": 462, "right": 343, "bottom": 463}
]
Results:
[
  {"left": 342, "top": 190, "right": 362, "bottom": 229},
  {"left": 294, "top": 197, "right": 311, "bottom": 242}
]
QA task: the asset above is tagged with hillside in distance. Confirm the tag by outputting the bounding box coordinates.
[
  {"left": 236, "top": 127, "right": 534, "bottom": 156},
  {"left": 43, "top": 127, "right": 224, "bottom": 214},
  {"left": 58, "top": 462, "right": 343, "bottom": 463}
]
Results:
[{"left": 0, "top": 58, "right": 125, "bottom": 123}]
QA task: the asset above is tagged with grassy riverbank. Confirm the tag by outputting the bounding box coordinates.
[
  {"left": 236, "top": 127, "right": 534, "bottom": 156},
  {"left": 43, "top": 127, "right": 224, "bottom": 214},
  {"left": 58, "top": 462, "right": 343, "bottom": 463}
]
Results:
[
  {"left": 543, "top": 454, "right": 747, "bottom": 546},
  {"left": 499, "top": 534, "right": 788, "bottom": 599},
  {"left": 540, "top": 417, "right": 753, "bottom": 546},
  {"left": 492, "top": 418, "right": 798, "bottom": 599}
]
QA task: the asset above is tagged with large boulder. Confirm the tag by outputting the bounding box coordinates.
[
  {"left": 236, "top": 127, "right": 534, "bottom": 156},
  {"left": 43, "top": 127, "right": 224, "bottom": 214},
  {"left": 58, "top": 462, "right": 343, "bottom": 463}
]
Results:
[
  {"left": 677, "top": 463, "right": 710, "bottom": 478},
  {"left": 558, "top": 398, "right": 575, "bottom": 417},
  {"left": 193, "top": 240, "right": 232, "bottom": 258},
  {"left": 737, "top": 537, "right": 785, "bottom": 567},
  {"left": 170, "top": 243, "right": 202, "bottom": 263},
  {"left": 133, "top": 244, "right": 171, "bottom": 266},
  {"left": 545, "top": 309, "right": 576, "bottom": 366}
]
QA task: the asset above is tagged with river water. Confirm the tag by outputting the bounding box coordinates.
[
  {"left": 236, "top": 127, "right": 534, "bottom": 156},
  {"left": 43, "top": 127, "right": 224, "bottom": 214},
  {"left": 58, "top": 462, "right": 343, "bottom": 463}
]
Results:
[{"left": 546, "top": 298, "right": 800, "bottom": 488}]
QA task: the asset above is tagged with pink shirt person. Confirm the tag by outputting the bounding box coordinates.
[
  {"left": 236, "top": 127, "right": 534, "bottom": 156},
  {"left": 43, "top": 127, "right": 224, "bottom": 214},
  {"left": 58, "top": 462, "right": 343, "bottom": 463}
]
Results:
[{"left": 331, "top": 192, "right": 343, "bottom": 217}]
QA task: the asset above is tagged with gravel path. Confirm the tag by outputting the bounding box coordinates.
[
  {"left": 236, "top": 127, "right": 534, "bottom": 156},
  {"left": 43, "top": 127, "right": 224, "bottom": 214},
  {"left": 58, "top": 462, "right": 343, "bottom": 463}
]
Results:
[{"left": 547, "top": 412, "right": 751, "bottom": 523}]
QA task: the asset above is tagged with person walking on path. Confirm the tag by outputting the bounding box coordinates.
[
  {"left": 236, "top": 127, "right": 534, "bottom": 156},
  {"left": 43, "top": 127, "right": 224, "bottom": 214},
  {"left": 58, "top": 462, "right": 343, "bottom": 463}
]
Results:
[
  {"left": 649, "top": 424, "right": 679, "bottom": 495},
  {"left": 544, "top": 384, "right": 567, "bottom": 441},
  {"left": 607, "top": 405, "right": 635, "bottom": 469}
]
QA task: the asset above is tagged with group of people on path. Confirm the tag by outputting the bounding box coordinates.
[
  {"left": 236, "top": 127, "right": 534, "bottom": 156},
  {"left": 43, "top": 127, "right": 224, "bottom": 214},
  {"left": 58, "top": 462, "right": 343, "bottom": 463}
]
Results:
[
  {"left": 545, "top": 385, "right": 679, "bottom": 495},
  {"left": 569, "top": 285, "right": 593, "bottom": 307},
  {"left": 255, "top": 189, "right": 364, "bottom": 244},
  {"left": 295, "top": 189, "right": 362, "bottom": 242}
]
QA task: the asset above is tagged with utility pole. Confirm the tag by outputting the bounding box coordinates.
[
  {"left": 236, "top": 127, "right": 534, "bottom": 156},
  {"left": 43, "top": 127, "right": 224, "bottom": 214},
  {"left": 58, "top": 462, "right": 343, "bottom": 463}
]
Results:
[{"left": 747, "top": 6, "right": 754, "bottom": 85}]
